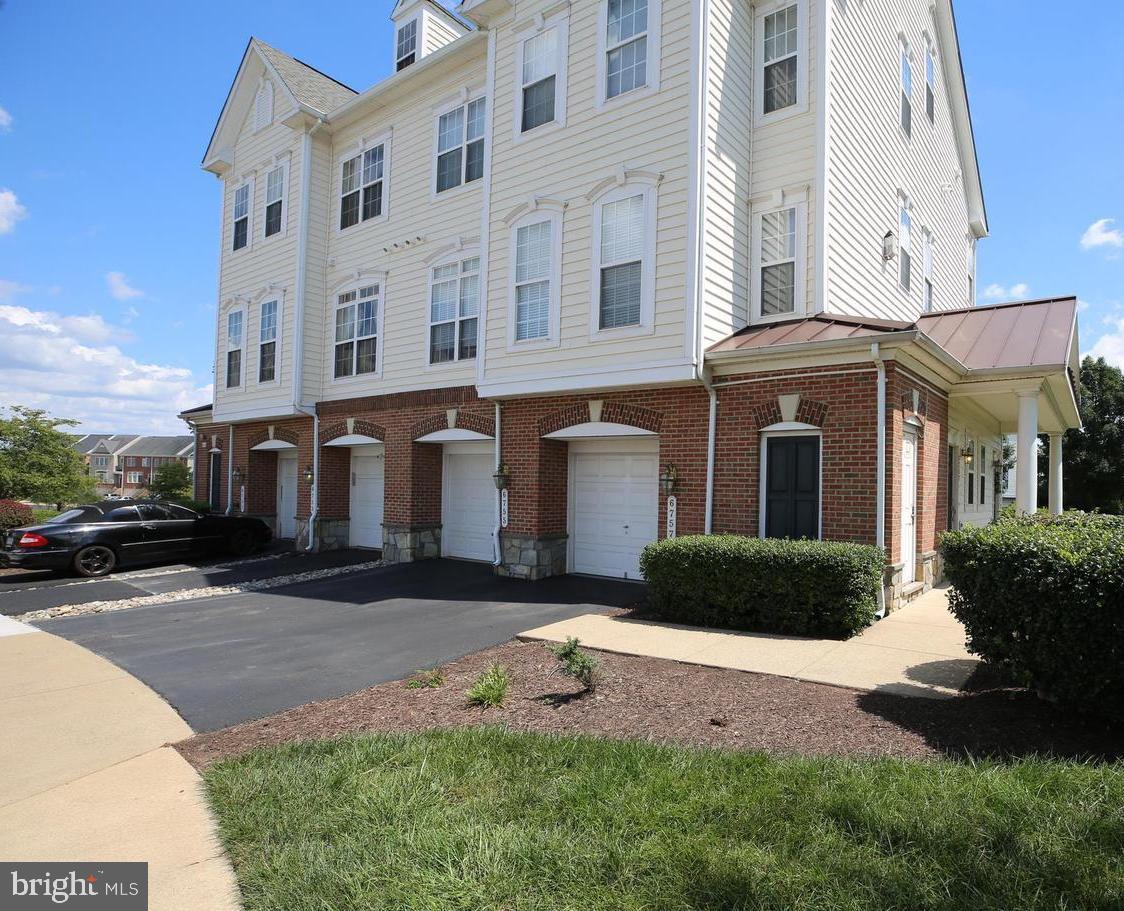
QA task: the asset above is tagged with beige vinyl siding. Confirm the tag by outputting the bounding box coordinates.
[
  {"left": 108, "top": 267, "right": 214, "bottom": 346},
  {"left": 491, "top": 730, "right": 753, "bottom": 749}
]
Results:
[
  {"left": 301, "top": 132, "right": 334, "bottom": 405},
  {"left": 423, "top": 10, "right": 462, "bottom": 55},
  {"left": 315, "top": 51, "right": 487, "bottom": 404},
  {"left": 481, "top": 0, "right": 695, "bottom": 390},
  {"left": 826, "top": 0, "right": 975, "bottom": 322},
  {"left": 700, "top": 0, "right": 752, "bottom": 347},
  {"left": 215, "top": 76, "right": 301, "bottom": 423}
]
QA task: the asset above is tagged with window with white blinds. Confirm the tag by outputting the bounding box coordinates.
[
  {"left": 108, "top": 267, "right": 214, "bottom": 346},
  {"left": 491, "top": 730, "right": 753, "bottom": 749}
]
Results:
[
  {"left": 514, "top": 221, "right": 552, "bottom": 341},
  {"left": 598, "top": 194, "right": 645, "bottom": 329}
]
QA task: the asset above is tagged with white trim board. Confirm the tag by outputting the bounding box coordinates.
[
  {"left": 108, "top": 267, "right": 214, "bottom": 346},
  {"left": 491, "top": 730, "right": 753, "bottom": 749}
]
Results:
[
  {"left": 415, "top": 428, "right": 494, "bottom": 442},
  {"left": 544, "top": 422, "right": 658, "bottom": 440}
]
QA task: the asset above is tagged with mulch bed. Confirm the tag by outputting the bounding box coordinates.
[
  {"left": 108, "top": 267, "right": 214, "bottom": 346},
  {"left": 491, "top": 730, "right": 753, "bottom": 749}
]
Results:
[{"left": 176, "top": 639, "right": 1124, "bottom": 770}]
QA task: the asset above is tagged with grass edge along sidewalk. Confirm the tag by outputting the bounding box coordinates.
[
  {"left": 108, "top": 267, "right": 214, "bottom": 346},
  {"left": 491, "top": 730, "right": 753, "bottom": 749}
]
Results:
[{"left": 205, "top": 727, "right": 1124, "bottom": 911}]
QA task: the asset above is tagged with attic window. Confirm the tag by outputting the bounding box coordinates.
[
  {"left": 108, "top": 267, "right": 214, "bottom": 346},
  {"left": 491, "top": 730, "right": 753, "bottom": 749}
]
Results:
[
  {"left": 254, "top": 80, "right": 273, "bottom": 131},
  {"left": 396, "top": 19, "right": 417, "bottom": 71}
]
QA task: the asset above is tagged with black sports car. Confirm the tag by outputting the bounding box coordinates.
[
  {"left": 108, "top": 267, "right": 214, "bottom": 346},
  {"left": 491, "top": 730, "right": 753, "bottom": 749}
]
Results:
[{"left": 0, "top": 500, "right": 272, "bottom": 577}]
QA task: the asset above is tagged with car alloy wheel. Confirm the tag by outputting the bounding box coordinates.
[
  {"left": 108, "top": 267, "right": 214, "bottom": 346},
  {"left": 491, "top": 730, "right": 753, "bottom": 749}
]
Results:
[{"left": 74, "top": 545, "right": 116, "bottom": 578}]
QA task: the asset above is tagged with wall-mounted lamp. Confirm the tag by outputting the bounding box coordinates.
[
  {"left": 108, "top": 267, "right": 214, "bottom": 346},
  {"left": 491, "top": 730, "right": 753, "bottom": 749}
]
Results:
[
  {"left": 302, "top": 464, "right": 315, "bottom": 486},
  {"left": 960, "top": 444, "right": 975, "bottom": 466},
  {"left": 492, "top": 463, "right": 511, "bottom": 490},
  {"left": 659, "top": 464, "right": 679, "bottom": 496},
  {"left": 882, "top": 231, "right": 898, "bottom": 262},
  {"left": 231, "top": 466, "right": 244, "bottom": 485},
  {"left": 200, "top": 436, "right": 209, "bottom": 450}
]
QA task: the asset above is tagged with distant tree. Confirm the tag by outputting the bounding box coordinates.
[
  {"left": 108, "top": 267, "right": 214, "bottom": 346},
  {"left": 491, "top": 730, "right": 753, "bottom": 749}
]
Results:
[
  {"left": 1059, "top": 357, "right": 1124, "bottom": 513},
  {"left": 150, "top": 461, "right": 193, "bottom": 499},
  {"left": 0, "top": 406, "right": 98, "bottom": 507}
]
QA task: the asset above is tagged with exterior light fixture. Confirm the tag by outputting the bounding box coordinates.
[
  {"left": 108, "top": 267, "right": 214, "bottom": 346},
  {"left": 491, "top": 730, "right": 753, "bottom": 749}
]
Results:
[
  {"left": 232, "top": 466, "right": 243, "bottom": 485},
  {"left": 659, "top": 464, "right": 679, "bottom": 496},
  {"left": 882, "top": 231, "right": 898, "bottom": 262},
  {"left": 960, "top": 444, "right": 974, "bottom": 465},
  {"left": 492, "top": 463, "right": 511, "bottom": 490},
  {"left": 303, "top": 464, "right": 315, "bottom": 486},
  {"left": 200, "top": 436, "right": 209, "bottom": 450}
]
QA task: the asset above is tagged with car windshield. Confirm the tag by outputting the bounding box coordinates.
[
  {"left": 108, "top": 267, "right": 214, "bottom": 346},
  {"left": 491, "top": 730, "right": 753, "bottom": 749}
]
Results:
[{"left": 47, "top": 508, "right": 98, "bottom": 524}]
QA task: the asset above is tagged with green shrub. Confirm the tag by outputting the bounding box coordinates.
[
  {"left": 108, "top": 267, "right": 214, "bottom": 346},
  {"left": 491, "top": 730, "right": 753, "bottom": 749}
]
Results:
[
  {"left": 640, "top": 535, "right": 883, "bottom": 639},
  {"left": 0, "top": 499, "right": 34, "bottom": 530},
  {"left": 941, "top": 514, "right": 1124, "bottom": 718},
  {"left": 31, "top": 508, "right": 59, "bottom": 525},
  {"left": 547, "top": 637, "right": 600, "bottom": 691},
  {"left": 466, "top": 665, "right": 510, "bottom": 708}
]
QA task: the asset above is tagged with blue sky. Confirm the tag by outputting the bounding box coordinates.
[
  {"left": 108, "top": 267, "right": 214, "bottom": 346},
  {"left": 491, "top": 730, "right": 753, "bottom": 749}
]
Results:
[{"left": 0, "top": 0, "right": 1121, "bottom": 433}]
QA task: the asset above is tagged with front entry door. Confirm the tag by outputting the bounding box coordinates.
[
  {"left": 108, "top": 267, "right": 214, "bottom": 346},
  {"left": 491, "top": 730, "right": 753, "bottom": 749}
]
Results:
[
  {"left": 209, "top": 450, "right": 222, "bottom": 511},
  {"left": 901, "top": 431, "right": 918, "bottom": 584},
  {"left": 764, "top": 436, "right": 820, "bottom": 540}
]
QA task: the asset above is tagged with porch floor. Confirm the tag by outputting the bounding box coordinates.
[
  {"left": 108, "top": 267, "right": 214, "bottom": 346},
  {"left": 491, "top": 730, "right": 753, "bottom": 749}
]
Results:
[{"left": 519, "top": 585, "right": 977, "bottom": 699}]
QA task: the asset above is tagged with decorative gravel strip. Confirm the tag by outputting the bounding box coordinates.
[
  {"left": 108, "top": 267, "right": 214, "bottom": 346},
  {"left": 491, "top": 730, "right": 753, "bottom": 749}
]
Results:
[{"left": 21, "top": 560, "right": 386, "bottom": 622}]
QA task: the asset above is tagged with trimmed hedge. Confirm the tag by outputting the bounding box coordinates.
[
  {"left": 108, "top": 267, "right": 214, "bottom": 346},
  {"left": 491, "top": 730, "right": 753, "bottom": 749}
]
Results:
[
  {"left": 639, "top": 535, "right": 883, "bottom": 639},
  {"left": 0, "top": 499, "right": 34, "bottom": 531},
  {"left": 941, "top": 513, "right": 1124, "bottom": 718}
]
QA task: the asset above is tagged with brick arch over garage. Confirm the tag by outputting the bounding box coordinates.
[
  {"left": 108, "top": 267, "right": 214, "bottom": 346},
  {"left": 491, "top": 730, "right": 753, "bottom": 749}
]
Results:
[
  {"left": 409, "top": 410, "right": 496, "bottom": 441},
  {"left": 319, "top": 419, "right": 387, "bottom": 445},
  {"left": 536, "top": 400, "right": 664, "bottom": 437},
  {"left": 246, "top": 426, "right": 301, "bottom": 450}
]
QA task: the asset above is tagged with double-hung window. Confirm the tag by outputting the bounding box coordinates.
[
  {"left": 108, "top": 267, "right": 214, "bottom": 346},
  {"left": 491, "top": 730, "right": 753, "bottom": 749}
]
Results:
[
  {"left": 604, "top": 0, "right": 649, "bottom": 99},
  {"left": 758, "top": 207, "right": 798, "bottom": 317},
  {"left": 436, "top": 98, "right": 485, "bottom": 193},
  {"left": 340, "top": 143, "right": 385, "bottom": 230},
  {"left": 264, "top": 164, "right": 285, "bottom": 238},
  {"left": 258, "top": 299, "right": 278, "bottom": 383},
  {"left": 334, "top": 285, "right": 379, "bottom": 378},
  {"left": 396, "top": 19, "right": 417, "bottom": 71},
  {"left": 598, "top": 194, "right": 646, "bottom": 329},
  {"left": 127, "top": 471, "right": 141, "bottom": 485},
  {"left": 232, "top": 182, "right": 251, "bottom": 252},
  {"left": 898, "top": 202, "right": 912, "bottom": 293},
  {"left": 762, "top": 4, "right": 799, "bottom": 115},
  {"left": 226, "top": 310, "right": 243, "bottom": 388},
  {"left": 925, "top": 43, "right": 937, "bottom": 123},
  {"left": 521, "top": 28, "right": 559, "bottom": 132},
  {"left": 429, "top": 256, "right": 480, "bottom": 363},
  {"left": 900, "top": 43, "right": 913, "bottom": 138},
  {"left": 514, "top": 220, "right": 553, "bottom": 341},
  {"left": 922, "top": 229, "right": 934, "bottom": 311}
]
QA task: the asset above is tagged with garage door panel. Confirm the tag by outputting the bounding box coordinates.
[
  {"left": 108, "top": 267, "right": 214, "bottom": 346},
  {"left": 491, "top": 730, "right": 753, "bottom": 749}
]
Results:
[
  {"left": 350, "top": 448, "right": 385, "bottom": 549},
  {"left": 443, "top": 450, "right": 495, "bottom": 562}
]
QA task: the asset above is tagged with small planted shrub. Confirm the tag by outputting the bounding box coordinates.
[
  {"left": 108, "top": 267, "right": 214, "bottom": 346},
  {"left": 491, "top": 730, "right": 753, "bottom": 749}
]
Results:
[
  {"left": 0, "top": 499, "right": 34, "bottom": 531},
  {"left": 547, "top": 637, "right": 600, "bottom": 691},
  {"left": 466, "top": 664, "right": 510, "bottom": 708},
  {"left": 941, "top": 512, "right": 1124, "bottom": 719},
  {"left": 640, "top": 535, "right": 883, "bottom": 639},
  {"left": 406, "top": 668, "right": 445, "bottom": 690}
]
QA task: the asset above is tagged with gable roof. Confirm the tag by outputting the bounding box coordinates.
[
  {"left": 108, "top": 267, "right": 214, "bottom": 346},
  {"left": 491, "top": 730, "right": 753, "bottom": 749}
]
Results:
[
  {"left": 202, "top": 38, "right": 357, "bottom": 174},
  {"left": 74, "top": 433, "right": 112, "bottom": 455},
  {"left": 86, "top": 435, "right": 140, "bottom": 455},
  {"left": 117, "top": 436, "right": 195, "bottom": 458}
]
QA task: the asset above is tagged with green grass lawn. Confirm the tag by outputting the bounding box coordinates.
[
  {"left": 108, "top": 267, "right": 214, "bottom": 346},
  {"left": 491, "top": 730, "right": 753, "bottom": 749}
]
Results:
[{"left": 204, "top": 728, "right": 1124, "bottom": 911}]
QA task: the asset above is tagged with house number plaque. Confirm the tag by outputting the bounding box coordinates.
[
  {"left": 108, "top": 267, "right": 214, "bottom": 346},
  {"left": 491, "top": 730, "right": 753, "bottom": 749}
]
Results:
[
  {"left": 666, "top": 495, "right": 677, "bottom": 538},
  {"left": 501, "top": 489, "right": 509, "bottom": 528}
]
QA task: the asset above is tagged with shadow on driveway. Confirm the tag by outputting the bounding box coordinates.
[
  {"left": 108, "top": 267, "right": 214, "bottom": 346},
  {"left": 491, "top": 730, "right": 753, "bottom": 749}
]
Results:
[{"left": 40, "top": 560, "right": 643, "bottom": 733}]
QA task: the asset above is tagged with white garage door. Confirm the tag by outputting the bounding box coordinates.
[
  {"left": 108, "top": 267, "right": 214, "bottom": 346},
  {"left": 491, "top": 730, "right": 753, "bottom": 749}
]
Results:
[
  {"left": 276, "top": 453, "right": 298, "bottom": 540},
  {"left": 570, "top": 438, "right": 659, "bottom": 580},
  {"left": 350, "top": 445, "right": 385, "bottom": 549},
  {"left": 442, "top": 443, "right": 495, "bottom": 561}
]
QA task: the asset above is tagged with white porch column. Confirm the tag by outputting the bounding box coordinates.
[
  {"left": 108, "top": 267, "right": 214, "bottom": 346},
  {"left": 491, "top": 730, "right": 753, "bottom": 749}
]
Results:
[
  {"left": 1048, "top": 433, "right": 1064, "bottom": 515},
  {"left": 1015, "top": 391, "right": 1039, "bottom": 514}
]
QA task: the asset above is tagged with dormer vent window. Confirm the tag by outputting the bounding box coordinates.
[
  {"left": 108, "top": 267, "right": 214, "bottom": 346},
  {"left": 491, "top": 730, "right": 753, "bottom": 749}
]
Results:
[{"left": 396, "top": 19, "right": 417, "bottom": 71}]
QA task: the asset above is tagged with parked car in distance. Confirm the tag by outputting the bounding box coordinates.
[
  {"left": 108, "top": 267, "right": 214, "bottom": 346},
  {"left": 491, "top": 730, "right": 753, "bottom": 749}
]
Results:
[{"left": 0, "top": 500, "right": 272, "bottom": 577}]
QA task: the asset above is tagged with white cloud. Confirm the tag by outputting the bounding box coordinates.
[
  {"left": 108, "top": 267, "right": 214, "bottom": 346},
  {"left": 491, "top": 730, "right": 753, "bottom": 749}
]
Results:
[
  {"left": 106, "top": 271, "right": 144, "bottom": 301},
  {"left": 1087, "top": 317, "right": 1124, "bottom": 369},
  {"left": 983, "top": 282, "right": 1030, "bottom": 302},
  {"left": 0, "top": 189, "right": 27, "bottom": 234},
  {"left": 0, "top": 106, "right": 11, "bottom": 133},
  {"left": 0, "top": 304, "right": 206, "bottom": 434},
  {"left": 0, "top": 279, "right": 31, "bottom": 304},
  {"left": 1081, "top": 218, "right": 1124, "bottom": 251}
]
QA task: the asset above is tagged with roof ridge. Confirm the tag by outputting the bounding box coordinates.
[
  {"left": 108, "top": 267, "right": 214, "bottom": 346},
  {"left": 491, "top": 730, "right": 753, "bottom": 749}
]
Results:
[{"left": 918, "top": 296, "right": 1076, "bottom": 319}]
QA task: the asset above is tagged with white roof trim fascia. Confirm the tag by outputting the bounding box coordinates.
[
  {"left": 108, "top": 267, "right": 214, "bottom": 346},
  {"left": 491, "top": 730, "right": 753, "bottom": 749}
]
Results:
[{"left": 543, "top": 422, "right": 658, "bottom": 440}]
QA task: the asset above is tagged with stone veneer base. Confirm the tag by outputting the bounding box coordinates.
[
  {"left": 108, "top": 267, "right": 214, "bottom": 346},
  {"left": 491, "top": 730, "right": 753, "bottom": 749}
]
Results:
[
  {"left": 383, "top": 523, "right": 441, "bottom": 563},
  {"left": 497, "top": 532, "right": 568, "bottom": 580}
]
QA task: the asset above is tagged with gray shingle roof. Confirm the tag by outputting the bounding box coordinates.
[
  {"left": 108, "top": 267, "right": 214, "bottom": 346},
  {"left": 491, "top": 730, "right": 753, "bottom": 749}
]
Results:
[
  {"left": 86, "top": 435, "right": 140, "bottom": 455},
  {"left": 253, "top": 39, "right": 357, "bottom": 117},
  {"left": 119, "top": 436, "right": 195, "bottom": 457},
  {"left": 74, "top": 434, "right": 112, "bottom": 455}
]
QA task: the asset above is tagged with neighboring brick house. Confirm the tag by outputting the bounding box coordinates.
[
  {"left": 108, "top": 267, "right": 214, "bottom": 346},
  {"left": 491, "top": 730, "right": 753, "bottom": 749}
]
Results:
[
  {"left": 181, "top": 0, "right": 1080, "bottom": 611},
  {"left": 116, "top": 437, "right": 195, "bottom": 496},
  {"left": 74, "top": 434, "right": 139, "bottom": 496}
]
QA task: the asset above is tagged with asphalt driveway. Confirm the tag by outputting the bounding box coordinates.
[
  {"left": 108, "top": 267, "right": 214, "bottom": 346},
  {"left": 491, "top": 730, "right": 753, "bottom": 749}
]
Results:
[{"left": 38, "top": 559, "right": 643, "bottom": 732}]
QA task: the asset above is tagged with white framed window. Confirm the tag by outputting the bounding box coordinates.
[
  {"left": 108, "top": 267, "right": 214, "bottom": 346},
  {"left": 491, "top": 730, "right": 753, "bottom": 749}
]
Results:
[
  {"left": 597, "top": 0, "right": 661, "bottom": 107},
  {"left": 231, "top": 179, "right": 252, "bottom": 252},
  {"left": 925, "top": 41, "right": 937, "bottom": 123},
  {"left": 333, "top": 284, "right": 380, "bottom": 379},
  {"left": 254, "top": 80, "right": 273, "bottom": 131},
  {"left": 751, "top": 198, "right": 806, "bottom": 322},
  {"left": 396, "top": 18, "right": 418, "bottom": 71},
  {"left": 922, "top": 229, "right": 934, "bottom": 312},
  {"left": 513, "top": 219, "right": 554, "bottom": 342},
  {"left": 264, "top": 162, "right": 287, "bottom": 238},
  {"left": 340, "top": 140, "right": 387, "bottom": 230},
  {"left": 258, "top": 299, "right": 279, "bottom": 383},
  {"left": 590, "top": 178, "right": 659, "bottom": 336},
  {"left": 429, "top": 255, "right": 480, "bottom": 364},
  {"left": 92, "top": 455, "right": 108, "bottom": 468},
  {"left": 225, "top": 309, "right": 243, "bottom": 389},
  {"left": 127, "top": 471, "right": 142, "bottom": 485},
  {"left": 756, "top": 0, "right": 805, "bottom": 122},
  {"left": 898, "top": 199, "right": 912, "bottom": 293},
  {"left": 435, "top": 97, "right": 486, "bottom": 194},
  {"left": 900, "top": 40, "right": 913, "bottom": 139},
  {"left": 516, "top": 14, "right": 569, "bottom": 136},
  {"left": 966, "top": 236, "right": 976, "bottom": 305}
]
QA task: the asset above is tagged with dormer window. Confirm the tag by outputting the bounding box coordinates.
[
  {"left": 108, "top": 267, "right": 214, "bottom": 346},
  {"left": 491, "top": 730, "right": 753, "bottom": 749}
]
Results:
[{"left": 396, "top": 19, "right": 417, "bottom": 71}]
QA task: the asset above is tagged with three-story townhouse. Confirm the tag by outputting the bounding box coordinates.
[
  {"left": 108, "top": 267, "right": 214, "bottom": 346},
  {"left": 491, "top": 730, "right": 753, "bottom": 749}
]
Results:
[{"left": 184, "top": 0, "right": 1080, "bottom": 610}]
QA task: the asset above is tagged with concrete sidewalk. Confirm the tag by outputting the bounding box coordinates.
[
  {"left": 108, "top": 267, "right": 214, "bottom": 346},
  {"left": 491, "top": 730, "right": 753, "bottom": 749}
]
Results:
[
  {"left": 0, "top": 615, "right": 240, "bottom": 910},
  {"left": 521, "top": 585, "right": 977, "bottom": 698}
]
